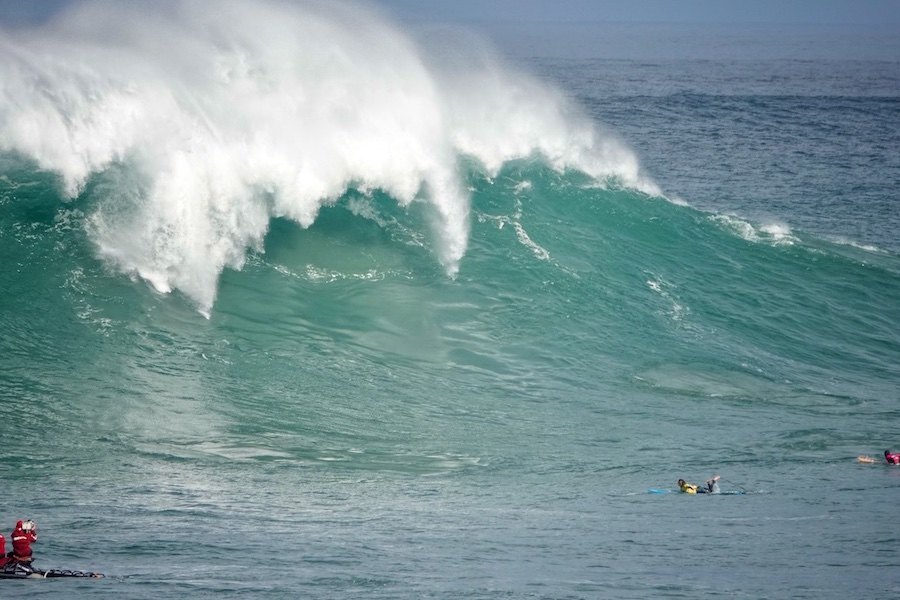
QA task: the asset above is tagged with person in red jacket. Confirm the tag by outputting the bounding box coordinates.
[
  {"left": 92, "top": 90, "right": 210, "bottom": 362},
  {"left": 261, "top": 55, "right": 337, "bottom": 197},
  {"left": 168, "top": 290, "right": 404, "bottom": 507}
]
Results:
[
  {"left": 10, "top": 519, "right": 37, "bottom": 563},
  {"left": 0, "top": 532, "right": 7, "bottom": 567}
]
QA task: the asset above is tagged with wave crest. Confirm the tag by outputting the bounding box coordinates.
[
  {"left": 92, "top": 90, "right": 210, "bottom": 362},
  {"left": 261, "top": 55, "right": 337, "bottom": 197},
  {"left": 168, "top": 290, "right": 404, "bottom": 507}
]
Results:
[{"left": 0, "top": 0, "right": 654, "bottom": 312}]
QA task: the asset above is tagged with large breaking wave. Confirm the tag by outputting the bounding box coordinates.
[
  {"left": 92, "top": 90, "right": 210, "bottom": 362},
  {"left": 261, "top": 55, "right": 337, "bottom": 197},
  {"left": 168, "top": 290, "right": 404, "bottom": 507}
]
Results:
[{"left": 0, "top": 0, "right": 657, "bottom": 313}]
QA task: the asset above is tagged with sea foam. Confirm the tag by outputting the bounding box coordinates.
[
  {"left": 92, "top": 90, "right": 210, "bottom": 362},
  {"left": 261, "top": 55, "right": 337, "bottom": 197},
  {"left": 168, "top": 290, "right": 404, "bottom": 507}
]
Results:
[{"left": 0, "top": 0, "right": 654, "bottom": 312}]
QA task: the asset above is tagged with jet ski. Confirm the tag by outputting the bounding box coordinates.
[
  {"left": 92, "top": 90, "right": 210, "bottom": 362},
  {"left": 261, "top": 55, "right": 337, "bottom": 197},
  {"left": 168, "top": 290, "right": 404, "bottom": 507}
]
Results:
[{"left": 0, "top": 561, "right": 103, "bottom": 579}]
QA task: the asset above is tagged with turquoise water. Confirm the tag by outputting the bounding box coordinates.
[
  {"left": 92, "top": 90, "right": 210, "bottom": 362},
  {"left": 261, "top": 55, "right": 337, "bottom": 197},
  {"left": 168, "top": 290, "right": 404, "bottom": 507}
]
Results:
[{"left": 2, "top": 2, "right": 900, "bottom": 598}]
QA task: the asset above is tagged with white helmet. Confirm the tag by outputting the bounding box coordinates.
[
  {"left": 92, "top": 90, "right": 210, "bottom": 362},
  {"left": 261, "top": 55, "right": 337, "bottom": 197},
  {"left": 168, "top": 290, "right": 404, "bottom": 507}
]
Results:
[{"left": 22, "top": 520, "right": 35, "bottom": 532}]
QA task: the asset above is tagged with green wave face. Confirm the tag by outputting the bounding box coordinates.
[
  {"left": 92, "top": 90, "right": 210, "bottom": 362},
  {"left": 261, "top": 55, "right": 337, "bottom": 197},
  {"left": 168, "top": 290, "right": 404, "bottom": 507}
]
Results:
[{"left": 3, "top": 154, "right": 898, "bottom": 474}]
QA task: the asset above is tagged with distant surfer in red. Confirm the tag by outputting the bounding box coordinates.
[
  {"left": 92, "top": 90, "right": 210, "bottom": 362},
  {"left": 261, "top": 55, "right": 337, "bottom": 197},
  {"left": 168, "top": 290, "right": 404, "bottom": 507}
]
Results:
[{"left": 885, "top": 450, "right": 900, "bottom": 465}]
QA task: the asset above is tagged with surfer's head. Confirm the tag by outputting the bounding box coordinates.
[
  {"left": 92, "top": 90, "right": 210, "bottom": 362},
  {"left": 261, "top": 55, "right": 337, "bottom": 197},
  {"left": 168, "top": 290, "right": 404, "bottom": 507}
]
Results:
[
  {"left": 677, "top": 479, "right": 686, "bottom": 487},
  {"left": 886, "top": 450, "right": 893, "bottom": 457}
]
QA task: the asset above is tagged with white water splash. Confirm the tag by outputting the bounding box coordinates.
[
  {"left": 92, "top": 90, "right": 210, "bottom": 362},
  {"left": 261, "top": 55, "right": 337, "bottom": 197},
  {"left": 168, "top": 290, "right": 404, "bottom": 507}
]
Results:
[
  {"left": 645, "top": 275, "right": 688, "bottom": 323},
  {"left": 711, "top": 214, "right": 797, "bottom": 246},
  {"left": 0, "top": 0, "right": 656, "bottom": 312}
]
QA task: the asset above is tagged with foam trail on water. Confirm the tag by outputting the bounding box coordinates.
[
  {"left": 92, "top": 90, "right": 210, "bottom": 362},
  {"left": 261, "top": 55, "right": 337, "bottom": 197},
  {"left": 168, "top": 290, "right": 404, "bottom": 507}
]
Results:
[{"left": 0, "top": 0, "right": 656, "bottom": 312}]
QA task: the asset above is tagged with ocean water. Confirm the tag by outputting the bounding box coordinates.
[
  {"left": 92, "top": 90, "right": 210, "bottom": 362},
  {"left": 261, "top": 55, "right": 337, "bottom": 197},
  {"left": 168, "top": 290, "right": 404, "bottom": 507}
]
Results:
[{"left": 2, "top": 2, "right": 900, "bottom": 598}]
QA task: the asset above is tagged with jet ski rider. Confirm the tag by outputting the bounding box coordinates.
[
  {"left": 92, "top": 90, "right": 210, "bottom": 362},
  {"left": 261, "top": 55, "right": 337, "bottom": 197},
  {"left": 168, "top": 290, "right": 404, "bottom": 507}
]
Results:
[{"left": 10, "top": 519, "right": 37, "bottom": 563}]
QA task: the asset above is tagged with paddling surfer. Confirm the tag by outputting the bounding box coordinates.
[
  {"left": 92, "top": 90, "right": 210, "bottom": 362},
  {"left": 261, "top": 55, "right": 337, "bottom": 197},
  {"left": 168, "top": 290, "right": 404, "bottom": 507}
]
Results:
[{"left": 677, "top": 475, "right": 721, "bottom": 494}]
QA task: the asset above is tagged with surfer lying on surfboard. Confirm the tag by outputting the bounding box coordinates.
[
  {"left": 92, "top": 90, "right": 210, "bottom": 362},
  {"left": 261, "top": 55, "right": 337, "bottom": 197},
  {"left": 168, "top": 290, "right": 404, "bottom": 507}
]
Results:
[
  {"left": 677, "top": 475, "right": 720, "bottom": 494},
  {"left": 857, "top": 449, "right": 900, "bottom": 464}
]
